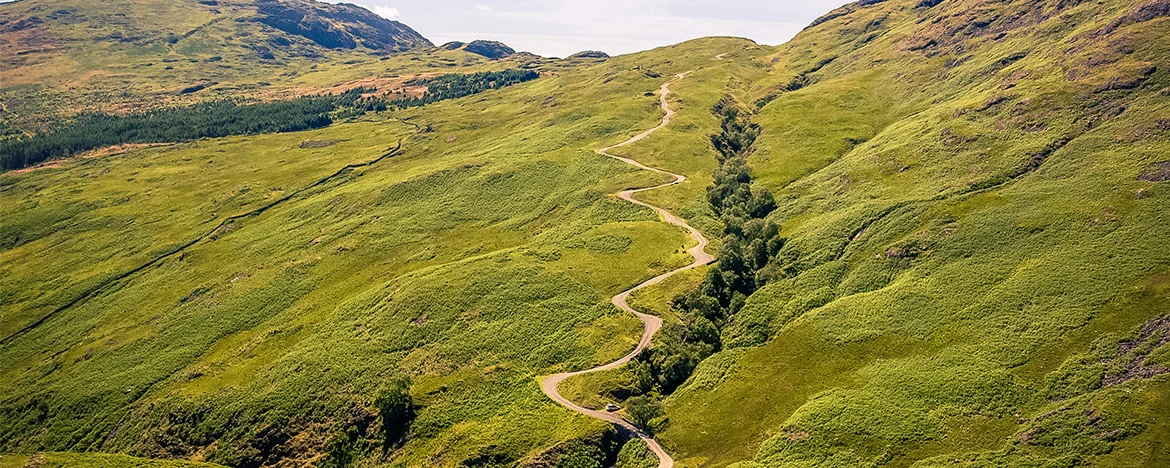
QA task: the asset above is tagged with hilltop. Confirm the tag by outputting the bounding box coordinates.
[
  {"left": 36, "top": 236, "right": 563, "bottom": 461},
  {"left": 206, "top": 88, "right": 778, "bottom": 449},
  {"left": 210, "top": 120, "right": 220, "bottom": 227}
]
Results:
[
  {"left": 1, "top": 0, "right": 1169, "bottom": 467},
  {"left": 651, "top": 0, "right": 1170, "bottom": 466},
  {"left": 0, "top": 0, "right": 527, "bottom": 134}
]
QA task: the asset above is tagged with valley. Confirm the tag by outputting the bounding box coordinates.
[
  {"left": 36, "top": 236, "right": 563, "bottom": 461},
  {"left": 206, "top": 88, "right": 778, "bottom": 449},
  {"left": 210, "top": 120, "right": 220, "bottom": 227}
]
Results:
[{"left": 2, "top": 0, "right": 1169, "bottom": 467}]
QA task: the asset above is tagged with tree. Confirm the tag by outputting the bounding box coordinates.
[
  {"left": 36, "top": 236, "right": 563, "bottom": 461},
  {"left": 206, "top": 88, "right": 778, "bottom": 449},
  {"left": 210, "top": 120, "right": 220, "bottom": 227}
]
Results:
[
  {"left": 616, "top": 439, "right": 657, "bottom": 468},
  {"left": 375, "top": 378, "right": 414, "bottom": 451},
  {"left": 624, "top": 395, "right": 663, "bottom": 431},
  {"left": 1, "top": 70, "right": 540, "bottom": 171}
]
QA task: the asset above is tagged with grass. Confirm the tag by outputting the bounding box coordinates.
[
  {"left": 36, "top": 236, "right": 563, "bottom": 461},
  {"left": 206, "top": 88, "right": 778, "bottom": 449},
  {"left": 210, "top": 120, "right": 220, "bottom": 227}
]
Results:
[
  {"left": 0, "top": 0, "right": 543, "bottom": 132},
  {"left": 0, "top": 455, "right": 28, "bottom": 468},
  {"left": 4, "top": 0, "right": 1170, "bottom": 466},
  {"left": 0, "top": 30, "right": 758, "bottom": 466},
  {"left": 1, "top": 452, "right": 225, "bottom": 467},
  {"left": 616, "top": 439, "right": 659, "bottom": 468},
  {"left": 0, "top": 118, "right": 415, "bottom": 340},
  {"left": 650, "top": 0, "right": 1170, "bottom": 467}
]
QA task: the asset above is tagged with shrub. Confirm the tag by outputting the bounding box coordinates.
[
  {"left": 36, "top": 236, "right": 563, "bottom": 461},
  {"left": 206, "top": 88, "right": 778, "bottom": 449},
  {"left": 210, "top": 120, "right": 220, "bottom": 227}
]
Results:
[{"left": 625, "top": 395, "right": 663, "bottom": 431}]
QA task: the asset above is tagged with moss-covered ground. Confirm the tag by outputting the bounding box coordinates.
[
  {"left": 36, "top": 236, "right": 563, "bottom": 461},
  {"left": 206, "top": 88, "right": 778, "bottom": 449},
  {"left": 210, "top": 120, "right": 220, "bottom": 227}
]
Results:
[
  {"left": 1, "top": 31, "right": 753, "bottom": 467},
  {"left": 3, "top": 0, "right": 1170, "bottom": 467}
]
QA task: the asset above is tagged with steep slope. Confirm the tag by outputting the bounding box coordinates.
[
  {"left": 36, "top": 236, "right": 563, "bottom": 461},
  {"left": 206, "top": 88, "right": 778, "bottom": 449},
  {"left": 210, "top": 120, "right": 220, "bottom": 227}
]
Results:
[
  {"left": 647, "top": 0, "right": 1170, "bottom": 466},
  {"left": 3, "top": 0, "right": 1169, "bottom": 467},
  {"left": 0, "top": 0, "right": 448, "bottom": 133},
  {"left": 0, "top": 34, "right": 754, "bottom": 467},
  {"left": 253, "top": 0, "right": 431, "bottom": 52}
]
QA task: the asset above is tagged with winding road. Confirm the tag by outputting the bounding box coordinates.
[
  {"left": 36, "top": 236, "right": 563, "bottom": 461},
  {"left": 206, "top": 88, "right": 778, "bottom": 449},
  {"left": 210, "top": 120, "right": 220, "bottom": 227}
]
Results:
[{"left": 540, "top": 72, "right": 713, "bottom": 468}]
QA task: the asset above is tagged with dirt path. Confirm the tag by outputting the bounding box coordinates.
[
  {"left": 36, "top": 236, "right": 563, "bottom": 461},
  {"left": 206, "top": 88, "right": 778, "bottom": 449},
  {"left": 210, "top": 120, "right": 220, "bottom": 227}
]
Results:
[{"left": 540, "top": 72, "right": 713, "bottom": 468}]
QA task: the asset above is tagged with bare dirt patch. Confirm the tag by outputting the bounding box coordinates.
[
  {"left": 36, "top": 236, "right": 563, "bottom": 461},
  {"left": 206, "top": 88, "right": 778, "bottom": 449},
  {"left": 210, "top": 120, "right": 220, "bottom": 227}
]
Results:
[
  {"left": 257, "top": 74, "right": 437, "bottom": 102},
  {"left": 299, "top": 139, "right": 343, "bottom": 149},
  {"left": 1102, "top": 316, "right": 1170, "bottom": 387},
  {"left": 1138, "top": 160, "right": 1170, "bottom": 182},
  {"left": 71, "top": 70, "right": 113, "bottom": 87}
]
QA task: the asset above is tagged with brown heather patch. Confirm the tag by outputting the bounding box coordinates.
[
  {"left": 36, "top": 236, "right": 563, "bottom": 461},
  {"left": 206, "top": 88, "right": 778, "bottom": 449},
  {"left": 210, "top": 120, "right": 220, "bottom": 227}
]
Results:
[
  {"left": 256, "top": 74, "right": 440, "bottom": 103},
  {"left": 1097, "top": 0, "right": 1170, "bottom": 36},
  {"left": 0, "top": 16, "right": 60, "bottom": 67},
  {"left": 299, "top": 139, "right": 344, "bottom": 149}
]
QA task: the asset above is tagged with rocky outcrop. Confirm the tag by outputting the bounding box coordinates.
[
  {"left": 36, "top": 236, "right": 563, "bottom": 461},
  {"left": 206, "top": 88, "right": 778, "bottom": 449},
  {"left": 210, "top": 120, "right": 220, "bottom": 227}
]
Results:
[
  {"left": 253, "top": 0, "right": 431, "bottom": 52},
  {"left": 463, "top": 40, "right": 515, "bottom": 59},
  {"left": 568, "top": 50, "right": 610, "bottom": 59}
]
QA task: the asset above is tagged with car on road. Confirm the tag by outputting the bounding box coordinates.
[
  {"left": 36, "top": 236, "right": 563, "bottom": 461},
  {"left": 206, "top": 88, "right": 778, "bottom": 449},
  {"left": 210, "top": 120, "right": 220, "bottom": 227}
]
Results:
[{"left": 605, "top": 403, "right": 620, "bottom": 412}]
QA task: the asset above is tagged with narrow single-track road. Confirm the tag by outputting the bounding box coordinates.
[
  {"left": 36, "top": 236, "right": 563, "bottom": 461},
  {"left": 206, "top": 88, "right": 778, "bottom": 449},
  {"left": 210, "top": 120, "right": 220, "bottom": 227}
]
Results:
[{"left": 540, "top": 72, "right": 713, "bottom": 468}]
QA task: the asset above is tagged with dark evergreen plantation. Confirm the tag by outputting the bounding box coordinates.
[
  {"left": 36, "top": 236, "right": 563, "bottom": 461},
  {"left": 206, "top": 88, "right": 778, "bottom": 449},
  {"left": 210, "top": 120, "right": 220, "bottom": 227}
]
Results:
[
  {"left": 391, "top": 70, "right": 540, "bottom": 109},
  {"left": 4, "top": 0, "right": 1170, "bottom": 465},
  {"left": 0, "top": 70, "right": 540, "bottom": 171}
]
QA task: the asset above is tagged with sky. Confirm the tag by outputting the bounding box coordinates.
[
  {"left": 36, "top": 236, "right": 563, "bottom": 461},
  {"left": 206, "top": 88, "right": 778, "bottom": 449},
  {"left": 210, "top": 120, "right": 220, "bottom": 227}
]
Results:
[{"left": 340, "top": 1, "right": 852, "bottom": 58}]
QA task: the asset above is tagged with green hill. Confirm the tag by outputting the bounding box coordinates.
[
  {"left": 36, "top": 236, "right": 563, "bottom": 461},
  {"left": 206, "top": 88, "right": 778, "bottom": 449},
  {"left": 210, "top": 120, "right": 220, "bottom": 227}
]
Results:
[
  {"left": 2, "top": 0, "right": 1169, "bottom": 467},
  {"left": 0, "top": 18, "right": 746, "bottom": 465},
  {"left": 0, "top": 0, "right": 532, "bottom": 135},
  {"left": 651, "top": 0, "right": 1170, "bottom": 466}
]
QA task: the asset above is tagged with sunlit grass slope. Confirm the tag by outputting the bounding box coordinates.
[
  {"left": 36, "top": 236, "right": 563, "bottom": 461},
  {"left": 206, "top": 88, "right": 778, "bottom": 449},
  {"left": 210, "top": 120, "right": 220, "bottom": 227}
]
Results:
[
  {"left": 0, "top": 36, "right": 756, "bottom": 467},
  {"left": 0, "top": 0, "right": 559, "bottom": 133},
  {"left": 1, "top": 452, "right": 226, "bottom": 467},
  {"left": 655, "top": 1, "right": 1170, "bottom": 467},
  {"left": 5, "top": 0, "right": 1169, "bottom": 466}
]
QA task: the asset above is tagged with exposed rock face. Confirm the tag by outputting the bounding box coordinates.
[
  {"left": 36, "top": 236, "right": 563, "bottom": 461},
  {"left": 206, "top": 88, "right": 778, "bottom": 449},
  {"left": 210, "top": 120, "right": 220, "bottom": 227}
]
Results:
[
  {"left": 253, "top": 0, "right": 432, "bottom": 52},
  {"left": 463, "top": 40, "right": 515, "bottom": 59},
  {"left": 440, "top": 41, "right": 465, "bottom": 50}
]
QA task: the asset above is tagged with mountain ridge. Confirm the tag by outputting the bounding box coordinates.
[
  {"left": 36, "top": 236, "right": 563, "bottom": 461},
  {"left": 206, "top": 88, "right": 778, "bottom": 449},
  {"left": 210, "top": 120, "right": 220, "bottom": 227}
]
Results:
[
  {"left": 253, "top": 0, "right": 432, "bottom": 52},
  {"left": 1, "top": 0, "right": 1168, "bottom": 467}
]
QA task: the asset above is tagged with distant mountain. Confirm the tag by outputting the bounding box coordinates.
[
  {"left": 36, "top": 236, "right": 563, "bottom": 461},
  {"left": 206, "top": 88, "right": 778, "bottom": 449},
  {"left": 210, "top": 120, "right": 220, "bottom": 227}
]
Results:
[
  {"left": 438, "top": 40, "right": 519, "bottom": 60},
  {"left": 567, "top": 50, "right": 609, "bottom": 60},
  {"left": 253, "top": 0, "right": 431, "bottom": 52},
  {"left": 0, "top": 0, "right": 437, "bottom": 129},
  {"left": 0, "top": 0, "right": 430, "bottom": 57},
  {"left": 463, "top": 40, "right": 516, "bottom": 59}
]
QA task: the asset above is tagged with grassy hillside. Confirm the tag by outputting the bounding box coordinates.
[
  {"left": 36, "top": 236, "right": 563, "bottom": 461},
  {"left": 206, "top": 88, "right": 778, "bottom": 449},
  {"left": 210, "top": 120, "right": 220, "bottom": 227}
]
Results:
[
  {"left": 3, "top": 0, "right": 1169, "bottom": 467},
  {"left": 645, "top": 0, "right": 1170, "bottom": 466},
  {"left": 1, "top": 452, "right": 226, "bottom": 467},
  {"left": 0, "top": 0, "right": 558, "bottom": 135},
  {"left": 0, "top": 31, "right": 757, "bottom": 466}
]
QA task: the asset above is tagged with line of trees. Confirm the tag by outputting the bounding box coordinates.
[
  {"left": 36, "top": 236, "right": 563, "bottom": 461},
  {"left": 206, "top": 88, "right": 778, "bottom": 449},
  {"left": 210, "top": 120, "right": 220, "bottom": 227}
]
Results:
[
  {"left": 388, "top": 69, "right": 540, "bottom": 110},
  {"left": 628, "top": 96, "right": 785, "bottom": 413},
  {"left": 0, "top": 95, "right": 345, "bottom": 170},
  {"left": 697, "top": 97, "right": 786, "bottom": 308},
  {"left": 1, "top": 70, "right": 541, "bottom": 171}
]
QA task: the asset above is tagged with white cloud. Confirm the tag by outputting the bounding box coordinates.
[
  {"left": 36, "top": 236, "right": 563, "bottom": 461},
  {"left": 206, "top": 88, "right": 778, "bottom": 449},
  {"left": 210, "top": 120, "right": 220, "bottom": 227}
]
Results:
[
  {"left": 473, "top": 4, "right": 493, "bottom": 12},
  {"left": 366, "top": 5, "right": 402, "bottom": 20}
]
